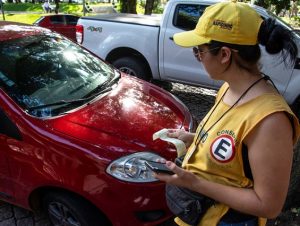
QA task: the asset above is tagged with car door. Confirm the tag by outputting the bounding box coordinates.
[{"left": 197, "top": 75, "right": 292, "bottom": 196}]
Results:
[
  {"left": 0, "top": 107, "right": 22, "bottom": 201},
  {"left": 161, "top": 3, "right": 215, "bottom": 88}
]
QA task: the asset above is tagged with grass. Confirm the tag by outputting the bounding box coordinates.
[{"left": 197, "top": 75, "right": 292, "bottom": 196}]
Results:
[
  {"left": 0, "top": 2, "right": 113, "bottom": 24},
  {"left": 3, "top": 13, "right": 42, "bottom": 24},
  {"left": 0, "top": 2, "right": 149, "bottom": 24},
  {"left": 2, "top": 2, "right": 101, "bottom": 12},
  {"left": 3, "top": 2, "right": 44, "bottom": 12}
]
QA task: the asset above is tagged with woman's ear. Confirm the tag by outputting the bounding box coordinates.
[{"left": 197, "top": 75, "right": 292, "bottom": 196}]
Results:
[{"left": 220, "top": 47, "right": 232, "bottom": 64}]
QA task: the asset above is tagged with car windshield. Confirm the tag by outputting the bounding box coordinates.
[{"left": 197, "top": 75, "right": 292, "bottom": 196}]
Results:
[{"left": 0, "top": 33, "right": 118, "bottom": 118}]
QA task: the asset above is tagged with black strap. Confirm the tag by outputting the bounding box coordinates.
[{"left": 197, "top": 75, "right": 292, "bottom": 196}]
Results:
[{"left": 195, "top": 75, "right": 267, "bottom": 146}]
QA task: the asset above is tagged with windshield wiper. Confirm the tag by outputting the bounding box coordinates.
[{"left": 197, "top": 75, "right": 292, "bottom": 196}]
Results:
[
  {"left": 27, "top": 87, "right": 112, "bottom": 111},
  {"left": 84, "top": 70, "right": 120, "bottom": 98}
]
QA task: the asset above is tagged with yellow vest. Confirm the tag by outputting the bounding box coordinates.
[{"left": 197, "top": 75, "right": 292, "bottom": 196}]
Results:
[{"left": 175, "top": 83, "right": 300, "bottom": 226}]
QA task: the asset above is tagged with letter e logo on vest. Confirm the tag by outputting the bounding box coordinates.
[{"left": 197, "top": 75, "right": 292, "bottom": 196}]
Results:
[{"left": 210, "top": 135, "right": 235, "bottom": 163}]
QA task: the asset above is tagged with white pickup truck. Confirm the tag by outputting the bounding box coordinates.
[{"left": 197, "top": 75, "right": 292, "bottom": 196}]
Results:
[{"left": 76, "top": 0, "right": 300, "bottom": 114}]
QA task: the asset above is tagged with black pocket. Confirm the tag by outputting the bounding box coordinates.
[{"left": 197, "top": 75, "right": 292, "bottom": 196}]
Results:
[{"left": 165, "top": 184, "right": 213, "bottom": 226}]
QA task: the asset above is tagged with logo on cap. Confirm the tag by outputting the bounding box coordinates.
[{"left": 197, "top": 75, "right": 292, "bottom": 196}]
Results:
[{"left": 213, "top": 20, "right": 233, "bottom": 30}]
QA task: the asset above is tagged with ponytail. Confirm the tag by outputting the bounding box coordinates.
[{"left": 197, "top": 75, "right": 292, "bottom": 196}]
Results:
[{"left": 258, "top": 18, "right": 298, "bottom": 66}]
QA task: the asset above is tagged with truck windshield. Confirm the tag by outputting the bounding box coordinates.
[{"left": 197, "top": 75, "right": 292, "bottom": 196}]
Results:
[{"left": 0, "top": 33, "right": 117, "bottom": 117}]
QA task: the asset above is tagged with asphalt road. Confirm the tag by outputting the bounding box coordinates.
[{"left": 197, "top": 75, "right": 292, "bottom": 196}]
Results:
[{"left": 0, "top": 83, "right": 216, "bottom": 226}]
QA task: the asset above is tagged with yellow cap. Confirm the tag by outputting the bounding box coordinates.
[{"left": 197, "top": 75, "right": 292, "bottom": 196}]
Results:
[{"left": 173, "top": 0, "right": 263, "bottom": 47}]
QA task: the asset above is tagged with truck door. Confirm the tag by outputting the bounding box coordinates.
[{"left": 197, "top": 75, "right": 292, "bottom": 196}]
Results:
[{"left": 161, "top": 3, "right": 215, "bottom": 88}]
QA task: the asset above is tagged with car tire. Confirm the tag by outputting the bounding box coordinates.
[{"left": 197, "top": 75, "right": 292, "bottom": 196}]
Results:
[
  {"left": 112, "top": 56, "right": 151, "bottom": 81},
  {"left": 43, "top": 191, "right": 111, "bottom": 226}
]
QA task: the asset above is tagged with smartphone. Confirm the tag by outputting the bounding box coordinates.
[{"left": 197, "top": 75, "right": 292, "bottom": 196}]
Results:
[{"left": 145, "top": 161, "right": 174, "bottom": 175}]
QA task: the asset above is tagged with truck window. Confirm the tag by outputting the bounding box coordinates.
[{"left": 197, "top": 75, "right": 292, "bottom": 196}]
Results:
[{"left": 173, "top": 4, "right": 209, "bottom": 30}]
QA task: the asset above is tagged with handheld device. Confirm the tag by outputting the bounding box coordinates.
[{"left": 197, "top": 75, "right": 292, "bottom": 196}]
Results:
[{"left": 145, "top": 161, "right": 174, "bottom": 175}]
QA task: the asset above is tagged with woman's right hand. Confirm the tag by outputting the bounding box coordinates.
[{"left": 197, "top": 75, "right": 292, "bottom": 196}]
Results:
[{"left": 167, "top": 129, "right": 195, "bottom": 148}]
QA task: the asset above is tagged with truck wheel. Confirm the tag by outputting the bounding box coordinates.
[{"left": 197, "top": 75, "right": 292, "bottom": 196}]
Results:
[
  {"left": 112, "top": 57, "right": 151, "bottom": 81},
  {"left": 284, "top": 139, "right": 300, "bottom": 209},
  {"left": 43, "top": 191, "right": 111, "bottom": 226}
]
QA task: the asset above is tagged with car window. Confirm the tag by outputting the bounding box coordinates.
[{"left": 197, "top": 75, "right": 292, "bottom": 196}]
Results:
[
  {"left": 66, "top": 15, "right": 79, "bottom": 25},
  {"left": 50, "top": 15, "right": 65, "bottom": 25},
  {"left": 0, "top": 33, "right": 116, "bottom": 117},
  {"left": 173, "top": 4, "right": 209, "bottom": 30}
]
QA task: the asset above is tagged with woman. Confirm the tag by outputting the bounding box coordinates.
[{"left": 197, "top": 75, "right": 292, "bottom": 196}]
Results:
[{"left": 155, "top": 1, "right": 300, "bottom": 226}]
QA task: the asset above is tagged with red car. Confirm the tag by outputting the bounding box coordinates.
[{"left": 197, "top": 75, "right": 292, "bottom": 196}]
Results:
[
  {"left": 33, "top": 14, "right": 80, "bottom": 41},
  {"left": 0, "top": 22, "right": 194, "bottom": 226}
]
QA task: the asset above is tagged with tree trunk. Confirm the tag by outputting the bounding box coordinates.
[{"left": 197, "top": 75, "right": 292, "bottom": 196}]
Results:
[
  {"left": 120, "top": 0, "right": 137, "bottom": 13},
  {"left": 54, "top": 0, "right": 59, "bottom": 14},
  {"left": 127, "top": 0, "right": 136, "bottom": 13},
  {"left": 144, "top": 0, "right": 154, "bottom": 15}
]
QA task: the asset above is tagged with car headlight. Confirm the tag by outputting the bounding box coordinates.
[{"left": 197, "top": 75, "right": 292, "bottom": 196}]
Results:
[{"left": 106, "top": 152, "right": 163, "bottom": 183}]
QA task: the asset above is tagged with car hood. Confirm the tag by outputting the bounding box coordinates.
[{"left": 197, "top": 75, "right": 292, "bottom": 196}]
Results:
[{"left": 46, "top": 75, "right": 188, "bottom": 156}]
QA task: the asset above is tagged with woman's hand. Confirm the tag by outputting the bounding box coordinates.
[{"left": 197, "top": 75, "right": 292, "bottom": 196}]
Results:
[
  {"left": 154, "top": 161, "right": 198, "bottom": 190},
  {"left": 167, "top": 129, "right": 195, "bottom": 148}
]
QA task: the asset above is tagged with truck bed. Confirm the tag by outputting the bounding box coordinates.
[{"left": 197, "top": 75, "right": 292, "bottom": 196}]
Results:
[{"left": 81, "top": 13, "right": 161, "bottom": 27}]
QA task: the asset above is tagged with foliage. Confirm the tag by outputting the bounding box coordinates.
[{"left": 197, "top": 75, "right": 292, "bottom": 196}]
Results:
[
  {"left": 140, "top": 0, "right": 164, "bottom": 14},
  {"left": 254, "top": 0, "right": 270, "bottom": 9},
  {"left": 254, "top": 0, "right": 291, "bottom": 15},
  {"left": 270, "top": 0, "right": 291, "bottom": 15},
  {"left": 0, "top": 2, "right": 88, "bottom": 24},
  {"left": 290, "top": 16, "right": 300, "bottom": 28},
  {"left": 118, "top": 0, "right": 163, "bottom": 14},
  {"left": 2, "top": 2, "right": 100, "bottom": 14}
]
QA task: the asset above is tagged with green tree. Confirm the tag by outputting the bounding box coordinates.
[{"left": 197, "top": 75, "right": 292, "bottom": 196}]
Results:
[
  {"left": 144, "top": 0, "right": 161, "bottom": 15},
  {"left": 270, "top": 0, "right": 290, "bottom": 15},
  {"left": 254, "top": 0, "right": 270, "bottom": 9}
]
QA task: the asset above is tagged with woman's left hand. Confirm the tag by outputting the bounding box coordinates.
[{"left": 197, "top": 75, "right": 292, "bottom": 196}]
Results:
[{"left": 154, "top": 161, "right": 198, "bottom": 189}]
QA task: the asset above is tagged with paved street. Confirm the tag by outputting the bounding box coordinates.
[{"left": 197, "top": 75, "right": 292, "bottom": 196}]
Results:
[{"left": 0, "top": 83, "right": 216, "bottom": 226}]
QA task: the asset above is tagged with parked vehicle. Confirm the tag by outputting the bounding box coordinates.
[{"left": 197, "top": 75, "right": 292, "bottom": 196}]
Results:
[
  {"left": 0, "top": 21, "right": 195, "bottom": 226},
  {"left": 76, "top": 0, "right": 300, "bottom": 118},
  {"left": 34, "top": 14, "right": 80, "bottom": 41}
]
